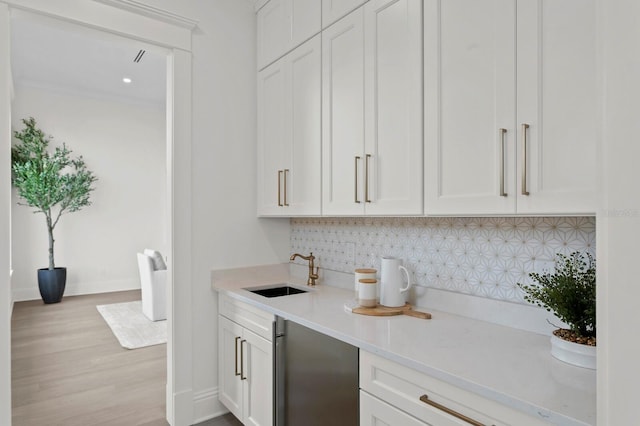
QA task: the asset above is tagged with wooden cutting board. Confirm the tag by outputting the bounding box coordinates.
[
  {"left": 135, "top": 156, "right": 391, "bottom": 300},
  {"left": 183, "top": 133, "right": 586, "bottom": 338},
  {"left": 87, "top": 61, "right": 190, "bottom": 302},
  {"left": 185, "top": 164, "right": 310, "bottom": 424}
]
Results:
[{"left": 351, "top": 303, "right": 432, "bottom": 320}]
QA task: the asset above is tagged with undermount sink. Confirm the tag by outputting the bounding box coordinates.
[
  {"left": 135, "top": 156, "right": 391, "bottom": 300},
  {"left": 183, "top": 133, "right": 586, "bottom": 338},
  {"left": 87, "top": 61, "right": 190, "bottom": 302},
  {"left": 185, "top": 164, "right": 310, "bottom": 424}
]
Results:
[{"left": 246, "top": 284, "right": 308, "bottom": 298}]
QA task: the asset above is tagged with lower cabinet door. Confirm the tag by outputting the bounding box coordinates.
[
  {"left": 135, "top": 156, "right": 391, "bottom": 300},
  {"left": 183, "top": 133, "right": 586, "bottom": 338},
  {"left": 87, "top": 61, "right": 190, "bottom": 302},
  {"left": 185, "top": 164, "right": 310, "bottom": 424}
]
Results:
[
  {"left": 218, "top": 316, "right": 243, "bottom": 421},
  {"left": 243, "top": 328, "right": 273, "bottom": 426},
  {"left": 361, "top": 391, "right": 429, "bottom": 426}
]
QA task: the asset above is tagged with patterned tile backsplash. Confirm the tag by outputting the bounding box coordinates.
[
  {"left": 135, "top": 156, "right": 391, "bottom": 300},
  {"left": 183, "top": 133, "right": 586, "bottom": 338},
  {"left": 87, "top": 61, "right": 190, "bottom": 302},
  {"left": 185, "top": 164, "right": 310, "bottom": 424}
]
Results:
[{"left": 290, "top": 217, "right": 595, "bottom": 305}]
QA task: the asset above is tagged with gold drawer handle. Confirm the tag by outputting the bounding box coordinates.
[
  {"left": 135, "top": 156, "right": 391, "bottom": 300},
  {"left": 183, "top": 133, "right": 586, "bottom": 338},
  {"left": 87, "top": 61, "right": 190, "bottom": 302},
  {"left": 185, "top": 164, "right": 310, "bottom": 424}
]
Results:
[
  {"left": 420, "top": 394, "right": 486, "bottom": 426},
  {"left": 365, "top": 154, "right": 371, "bottom": 203},
  {"left": 355, "top": 156, "right": 361, "bottom": 203},
  {"left": 277, "top": 170, "right": 283, "bottom": 206},
  {"left": 234, "top": 336, "right": 241, "bottom": 376},
  {"left": 499, "top": 128, "right": 507, "bottom": 197},
  {"left": 240, "top": 339, "right": 247, "bottom": 380},
  {"left": 283, "top": 169, "right": 289, "bottom": 206},
  {"left": 521, "top": 123, "right": 530, "bottom": 196}
]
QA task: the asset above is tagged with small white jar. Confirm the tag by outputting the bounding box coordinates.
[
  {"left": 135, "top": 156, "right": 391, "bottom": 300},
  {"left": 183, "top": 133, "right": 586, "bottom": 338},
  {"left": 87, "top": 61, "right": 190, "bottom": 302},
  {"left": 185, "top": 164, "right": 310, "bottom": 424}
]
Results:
[
  {"left": 354, "top": 268, "right": 377, "bottom": 298},
  {"left": 358, "top": 278, "right": 378, "bottom": 308}
]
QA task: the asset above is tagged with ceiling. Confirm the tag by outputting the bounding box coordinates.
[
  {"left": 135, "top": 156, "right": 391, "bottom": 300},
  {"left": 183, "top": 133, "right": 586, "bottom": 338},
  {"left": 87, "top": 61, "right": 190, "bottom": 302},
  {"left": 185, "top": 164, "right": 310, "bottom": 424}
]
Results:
[{"left": 10, "top": 10, "right": 167, "bottom": 106}]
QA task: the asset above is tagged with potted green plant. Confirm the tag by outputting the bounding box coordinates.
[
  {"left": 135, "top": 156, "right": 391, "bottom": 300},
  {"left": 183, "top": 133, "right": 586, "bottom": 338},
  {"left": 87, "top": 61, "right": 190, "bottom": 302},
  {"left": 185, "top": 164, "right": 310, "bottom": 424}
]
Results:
[
  {"left": 11, "top": 117, "right": 97, "bottom": 304},
  {"left": 518, "top": 251, "right": 596, "bottom": 369}
]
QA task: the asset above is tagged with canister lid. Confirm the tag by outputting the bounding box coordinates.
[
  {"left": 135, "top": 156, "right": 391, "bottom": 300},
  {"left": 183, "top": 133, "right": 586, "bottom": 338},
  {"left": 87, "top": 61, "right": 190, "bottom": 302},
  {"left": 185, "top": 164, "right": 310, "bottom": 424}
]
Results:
[
  {"left": 355, "top": 268, "right": 377, "bottom": 273},
  {"left": 359, "top": 278, "right": 377, "bottom": 284}
]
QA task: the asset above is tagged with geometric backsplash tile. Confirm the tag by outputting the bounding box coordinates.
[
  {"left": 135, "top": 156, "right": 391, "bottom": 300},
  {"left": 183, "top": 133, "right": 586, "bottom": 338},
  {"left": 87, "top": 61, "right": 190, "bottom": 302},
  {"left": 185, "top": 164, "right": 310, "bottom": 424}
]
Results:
[{"left": 290, "top": 216, "right": 595, "bottom": 305}]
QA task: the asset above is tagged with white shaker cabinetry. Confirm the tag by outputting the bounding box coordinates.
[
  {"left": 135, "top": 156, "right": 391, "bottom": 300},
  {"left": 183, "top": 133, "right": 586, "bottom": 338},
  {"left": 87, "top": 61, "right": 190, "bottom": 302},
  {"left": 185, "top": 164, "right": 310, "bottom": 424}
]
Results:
[
  {"left": 515, "top": 0, "right": 597, "bottom": 214},
  {"left": 424, "top": 0, "right": 597, "bottom": 215},
  {"left": 257, "top": 0, "right": 321, "bottom": 70},
  {"left": 360, "top": 351, "right": 548, "bottom": 426},
  {"left": 322, "top": 0, "right": 423, "bottom": 216},
  {"left": 218, "top": 295, "right": 274, "bottom": 426},
  {"left": 257, "top": 35, "right": 321, "bottom": 216},
  {"left": 322, "top": 0, "right": 368, "bottom": 29}
]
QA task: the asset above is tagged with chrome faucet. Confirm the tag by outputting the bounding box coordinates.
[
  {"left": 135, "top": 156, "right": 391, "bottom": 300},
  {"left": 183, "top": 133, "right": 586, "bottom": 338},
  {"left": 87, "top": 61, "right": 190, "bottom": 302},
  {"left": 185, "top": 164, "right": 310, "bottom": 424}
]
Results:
[{"left": 290, "top": 252, "right": 319, "bottom": 286}]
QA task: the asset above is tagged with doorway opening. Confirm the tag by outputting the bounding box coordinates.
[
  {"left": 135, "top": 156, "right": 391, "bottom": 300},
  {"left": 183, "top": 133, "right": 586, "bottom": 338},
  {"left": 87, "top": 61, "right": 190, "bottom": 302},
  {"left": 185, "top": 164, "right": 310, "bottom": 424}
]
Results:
[{"left": 8, "top": 7, "right": 173, "bottom": 425}]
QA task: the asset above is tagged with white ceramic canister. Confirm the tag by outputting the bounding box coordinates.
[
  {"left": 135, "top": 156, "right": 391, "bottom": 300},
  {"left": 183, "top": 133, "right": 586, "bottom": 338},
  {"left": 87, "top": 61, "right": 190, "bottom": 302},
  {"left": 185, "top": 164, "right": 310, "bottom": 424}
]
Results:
[
  {"left": 358, "top": 279, "right": 378, "bottom": 308},
  {"left": 354, "top": 268, "right": 377, "bottom": 299},
  {"left": 379, "top": 257, "right": 412, "bottom": 307}
]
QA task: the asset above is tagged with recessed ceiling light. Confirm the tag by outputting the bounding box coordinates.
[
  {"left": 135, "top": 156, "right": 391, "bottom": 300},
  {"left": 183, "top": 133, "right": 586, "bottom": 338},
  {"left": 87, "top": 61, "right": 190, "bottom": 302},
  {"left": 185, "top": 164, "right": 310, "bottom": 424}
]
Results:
[{"left": 122, "top": 77, "right": 132, "bottom": 84}]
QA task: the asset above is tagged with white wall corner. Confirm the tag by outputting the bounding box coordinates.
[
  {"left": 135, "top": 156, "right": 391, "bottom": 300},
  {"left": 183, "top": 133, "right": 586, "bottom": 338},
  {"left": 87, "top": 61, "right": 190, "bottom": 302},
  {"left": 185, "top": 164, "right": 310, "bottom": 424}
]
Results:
[{"left": 192, "top": 387, "right": 228, "bottom": 425}]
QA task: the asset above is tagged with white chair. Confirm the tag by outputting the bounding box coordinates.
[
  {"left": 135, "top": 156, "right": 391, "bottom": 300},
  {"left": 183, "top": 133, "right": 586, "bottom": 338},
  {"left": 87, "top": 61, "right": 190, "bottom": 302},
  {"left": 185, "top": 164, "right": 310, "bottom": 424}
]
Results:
[{"left": 137, "top": 249, "right": 167, "bottom": 321}]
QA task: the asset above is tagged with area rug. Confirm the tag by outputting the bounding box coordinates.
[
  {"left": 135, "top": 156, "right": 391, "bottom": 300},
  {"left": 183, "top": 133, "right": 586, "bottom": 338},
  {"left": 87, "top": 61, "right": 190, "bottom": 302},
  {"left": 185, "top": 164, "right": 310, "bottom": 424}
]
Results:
[{"left": 96, "top": 301, "right": 166, "bottom": 349}]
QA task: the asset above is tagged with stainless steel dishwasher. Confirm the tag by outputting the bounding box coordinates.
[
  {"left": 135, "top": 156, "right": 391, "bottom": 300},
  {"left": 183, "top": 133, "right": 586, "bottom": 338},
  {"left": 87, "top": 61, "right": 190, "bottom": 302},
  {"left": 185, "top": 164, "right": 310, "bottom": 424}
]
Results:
[{"left": 274, "top": 316, "right": 359, "bottom": 426}]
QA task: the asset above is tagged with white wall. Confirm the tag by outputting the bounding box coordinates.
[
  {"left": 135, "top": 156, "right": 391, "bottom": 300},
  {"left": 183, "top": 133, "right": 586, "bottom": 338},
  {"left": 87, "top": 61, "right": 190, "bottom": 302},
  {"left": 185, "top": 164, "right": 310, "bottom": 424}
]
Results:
[
  {"left": 598, "top": 0, "right": 640, "bottom": 423},
  {"left": 11, "top": 85, "right": 167, "bottom": 301},
  {"left": 126, "top": 0, "right": 290, "bottom": 422}
]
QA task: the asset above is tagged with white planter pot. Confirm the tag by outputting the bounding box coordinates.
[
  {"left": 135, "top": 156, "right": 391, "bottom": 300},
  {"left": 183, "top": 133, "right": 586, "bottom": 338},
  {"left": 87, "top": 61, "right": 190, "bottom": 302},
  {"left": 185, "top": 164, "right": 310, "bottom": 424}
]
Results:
[{"left": 550, "top": 334, "right": 596, "bottom": 369}]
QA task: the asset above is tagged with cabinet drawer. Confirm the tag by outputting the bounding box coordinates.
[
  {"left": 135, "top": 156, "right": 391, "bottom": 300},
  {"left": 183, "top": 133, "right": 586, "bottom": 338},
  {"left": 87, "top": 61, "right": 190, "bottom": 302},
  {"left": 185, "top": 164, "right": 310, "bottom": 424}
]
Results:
[
  {"left": 219, "top": 294, "right": 274, "bottom": 341},
  {"left": 361, "top": 391, "right": 428, "bottom": 426},
  {"left": 360, "top": 351, "right": 548, "bottom": 426}
]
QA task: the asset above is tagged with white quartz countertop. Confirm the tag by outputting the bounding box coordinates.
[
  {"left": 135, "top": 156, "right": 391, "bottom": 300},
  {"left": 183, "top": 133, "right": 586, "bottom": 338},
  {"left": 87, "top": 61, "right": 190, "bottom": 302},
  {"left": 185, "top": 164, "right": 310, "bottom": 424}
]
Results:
[{"left": 211, "top": 263, "right": 596, "bottom": 426}]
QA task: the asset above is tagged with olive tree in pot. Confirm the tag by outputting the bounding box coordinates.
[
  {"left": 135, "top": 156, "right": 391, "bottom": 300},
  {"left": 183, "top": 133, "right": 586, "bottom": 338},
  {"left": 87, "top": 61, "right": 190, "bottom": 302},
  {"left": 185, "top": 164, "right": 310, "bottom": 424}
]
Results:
[
  {"left": 11, "top": 117, "right": 97, "bottom": 304},
  {"left": 518, "top": 251, "right": 596, "bottom": 369}
]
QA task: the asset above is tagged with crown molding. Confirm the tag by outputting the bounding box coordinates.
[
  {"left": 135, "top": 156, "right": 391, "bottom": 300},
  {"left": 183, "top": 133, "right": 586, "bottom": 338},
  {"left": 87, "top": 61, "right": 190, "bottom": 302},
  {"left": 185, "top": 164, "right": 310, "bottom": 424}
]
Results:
[{"left": 93, "top": 0, "right": 198, "bottom": 30}]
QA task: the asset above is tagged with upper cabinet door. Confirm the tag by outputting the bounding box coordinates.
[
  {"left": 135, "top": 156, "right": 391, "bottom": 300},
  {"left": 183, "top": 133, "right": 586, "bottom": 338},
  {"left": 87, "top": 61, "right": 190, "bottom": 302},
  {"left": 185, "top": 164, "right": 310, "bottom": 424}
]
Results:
[
  {"left": 286, "top": 36, "right": 322, "bottom": 216},
  {"left": 322, "top": 0, "right": 369, "bottom": 29},
  {"left": 257, "top": 58, "right": 288, "bottom": 216},
  {"left": 258, "top": 36, "right": 321, "bottom": 217},
  {"left": 515, "top": 0, "right": 597, "bottom": 214},
  {"left": 258, "top": 0, "right": 321, "bottom": 70},
  {"left": 322, "top": 9, "right": 366, "bottom": 216},
  {"left": 424, "top": 0, "right": 517, "bottom": 215},
  {"left": 364, "top": 0, "right": 423, "bottom": 215}
]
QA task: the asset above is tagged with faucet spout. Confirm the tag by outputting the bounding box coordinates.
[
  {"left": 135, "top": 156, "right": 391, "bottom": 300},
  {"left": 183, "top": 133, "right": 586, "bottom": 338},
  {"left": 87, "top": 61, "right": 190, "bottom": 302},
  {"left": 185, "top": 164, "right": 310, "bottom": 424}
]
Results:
[
  {"left": 290, "top": 253, "right": 311, "bottom": 262},
  {"left": 289, "top": 252, "right": 319, "bottom": 286}
]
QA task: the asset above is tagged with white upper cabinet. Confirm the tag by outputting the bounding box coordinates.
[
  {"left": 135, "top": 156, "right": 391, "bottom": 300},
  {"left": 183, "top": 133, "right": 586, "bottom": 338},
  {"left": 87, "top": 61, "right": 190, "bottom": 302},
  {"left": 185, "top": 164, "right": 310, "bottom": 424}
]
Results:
[
  {"left": 425, "top": 0, "right": 597, "bottom": 215},
  {"left": 322, "top": 8, "right": 366, "bottom": 215},
  {"left": 515, "top": 0, "right": 597, "bottom": 214},
  {"left": 322, "top": 0, "right": 423, "bottom": 216},
  {"left": 258, "top": 35, "right": 321, "bottom": 216},
  {"left": 257, "top": 58, "right": 287, "bottom": 215},
  {"left": 424, "top": 0, "right": 516, "bottom": 215},
  {"left": 257, "top": 0, "right": 321, "bottom": 70},
  {"left": 364, "top": 0, "right": 423, "bottom": 215},
  {"left": 322, "top": 0, "right": 369, "bottom": 29}
]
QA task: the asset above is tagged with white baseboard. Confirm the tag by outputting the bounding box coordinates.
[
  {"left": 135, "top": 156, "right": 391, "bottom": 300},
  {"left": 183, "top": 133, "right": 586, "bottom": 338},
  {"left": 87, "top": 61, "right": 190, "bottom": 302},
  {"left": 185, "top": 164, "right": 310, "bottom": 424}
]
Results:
[
  {"left": 193, "top": 387, "right": 228, "bottom": 424},
  {"left": 169, "top": 388, "right": 194, "bottom": 426},
  {"left": 12, "top": 278, "right": 140, "bottom": 302}
]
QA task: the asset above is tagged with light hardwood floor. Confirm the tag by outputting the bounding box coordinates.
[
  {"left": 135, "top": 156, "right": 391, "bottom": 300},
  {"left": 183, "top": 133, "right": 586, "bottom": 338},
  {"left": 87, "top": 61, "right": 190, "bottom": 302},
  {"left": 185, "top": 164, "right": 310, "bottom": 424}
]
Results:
[
  {"left": 12, "top": 290, "right": 243, "bottom": 426},
  {"left": 12, "top": 290, "right": 168, "bottom": 426}
]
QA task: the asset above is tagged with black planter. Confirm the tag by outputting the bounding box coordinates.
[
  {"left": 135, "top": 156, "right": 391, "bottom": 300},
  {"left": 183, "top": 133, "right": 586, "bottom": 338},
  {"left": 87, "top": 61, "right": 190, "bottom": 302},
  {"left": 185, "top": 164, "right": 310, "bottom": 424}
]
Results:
[{"left": 37, "top": 267, "right": 67, "bottom": 304}]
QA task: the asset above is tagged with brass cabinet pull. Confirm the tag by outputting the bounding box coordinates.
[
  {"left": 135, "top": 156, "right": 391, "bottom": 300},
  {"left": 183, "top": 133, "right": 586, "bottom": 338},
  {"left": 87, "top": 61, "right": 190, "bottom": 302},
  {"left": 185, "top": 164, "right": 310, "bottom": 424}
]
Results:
[
  {"left": 521, "top": 123, "right": 530, "bottom": 196},
  {"left": 499, "top": 128, "right": 507, "bottom": 197},
  {"left": 355, "top": 156, "right": 361, "bottom": 203},
  {"left": 365, "top": 154, "right": 371, "bottom": 203},
  {"left": 283, "top": 169, "right": 289, "bottom": 206},
  {"left": 240, "top": 339, "right": 247, "bottom": 380},
  {"left": 277, "top": 170, "right": 283, "bottom": 206},
  {"left": 234, "top": 336, "right": 241, "bottom": 376},
  {"left": 420, "top": 394, "right": 485, "bottom": 426}
]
